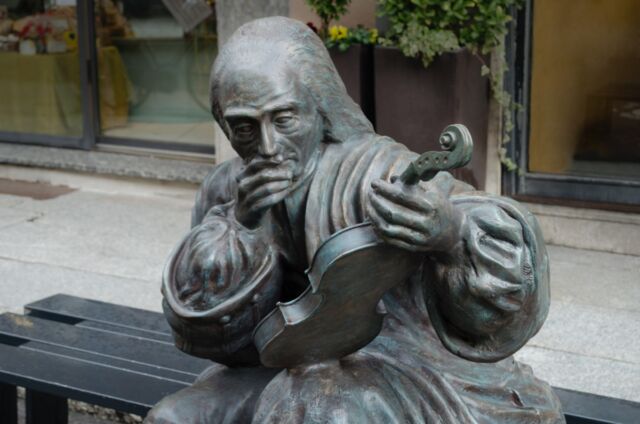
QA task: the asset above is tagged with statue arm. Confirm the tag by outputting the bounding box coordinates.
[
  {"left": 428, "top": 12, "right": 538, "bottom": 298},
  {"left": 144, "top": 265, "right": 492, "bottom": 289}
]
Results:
[
  {"left": 356, "top": 143, "right": 548, "bottom": 362},
  {"left": 424, "top": 195, "right": 550, "bottom": 362},
  {"left": 162, "top": 161, "right": 283, "bottom": 367}
]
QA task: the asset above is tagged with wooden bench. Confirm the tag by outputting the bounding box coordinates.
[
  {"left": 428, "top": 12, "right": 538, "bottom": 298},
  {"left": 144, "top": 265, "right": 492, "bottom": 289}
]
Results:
[{"left": 0, "top": 294, "right": 638, "bottom": 424}]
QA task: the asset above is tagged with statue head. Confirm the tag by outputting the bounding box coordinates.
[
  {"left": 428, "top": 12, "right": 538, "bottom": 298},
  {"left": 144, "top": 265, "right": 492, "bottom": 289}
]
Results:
[{"left": 209, "top": 17, "right": 374, "bottom": 177}]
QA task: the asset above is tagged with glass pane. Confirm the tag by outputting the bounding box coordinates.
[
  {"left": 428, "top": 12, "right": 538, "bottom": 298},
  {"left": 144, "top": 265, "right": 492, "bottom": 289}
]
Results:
[
  {"left": 96, "top": 0, "right": 217, "bottom": 147},
  {"left": 529, "top": 0, "right": 640, "bottom": 181},
  {"left": 0, "top": 0, "right": 82, "bottom": 137}
]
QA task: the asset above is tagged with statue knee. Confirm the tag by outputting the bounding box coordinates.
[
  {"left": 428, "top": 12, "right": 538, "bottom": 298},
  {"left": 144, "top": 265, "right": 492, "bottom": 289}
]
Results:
[{"left": 144, "top": 388, "right": 204, "bottom": 424}]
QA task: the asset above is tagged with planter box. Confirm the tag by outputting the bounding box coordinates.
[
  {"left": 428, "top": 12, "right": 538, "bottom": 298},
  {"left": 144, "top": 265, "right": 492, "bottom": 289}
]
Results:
[
  {"left": 330, "top": 44, "right": 375, "bottom": 125},
  {"left": 374, "top": 47, "right": 490, "bottom": 189}
]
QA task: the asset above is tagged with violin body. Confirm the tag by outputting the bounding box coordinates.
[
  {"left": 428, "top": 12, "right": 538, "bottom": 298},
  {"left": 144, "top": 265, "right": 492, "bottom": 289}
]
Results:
[{"left": 253, "top": 223, "right": 421, "bottom": 368}]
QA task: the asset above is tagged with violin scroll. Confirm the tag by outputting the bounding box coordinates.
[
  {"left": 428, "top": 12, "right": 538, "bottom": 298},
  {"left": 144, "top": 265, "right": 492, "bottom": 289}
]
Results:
[{"left": 398, "top": 124, "right": 474, "bottom": 185}]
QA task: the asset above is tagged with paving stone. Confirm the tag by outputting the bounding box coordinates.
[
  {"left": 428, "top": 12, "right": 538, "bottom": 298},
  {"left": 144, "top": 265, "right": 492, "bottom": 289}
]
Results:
[
  {"left": 516, "top": 346, "right": 640, "bottom": 403},
  {"left": 529, "top": 300, "right": 640, "bottom": 365},
  {"left": 0, "top": 194, "right": 25, "bottom": 208},
  {"left": 0, "top": 144, "right": 214, "bottom": 184},
  {"left": 548, "top": 245, "right": 640, "bottom": 312},
  {"left": 0, "top": 190, "right": 192, "bottom": 283},
  {"left": 0, "top": 257, "right": 162, "bottom": 314},
  {"left": 0, "top": 205, "right": 36, "bottom": 230}
]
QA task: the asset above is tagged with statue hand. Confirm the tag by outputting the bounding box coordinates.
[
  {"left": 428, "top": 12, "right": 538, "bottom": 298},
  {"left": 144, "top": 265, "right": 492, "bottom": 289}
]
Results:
[
  {"left": 367, "top": 179, "right": 461, "bottom": 253},
  {"left": 235, "top": 157, "right": 294, "bottom": 228}
]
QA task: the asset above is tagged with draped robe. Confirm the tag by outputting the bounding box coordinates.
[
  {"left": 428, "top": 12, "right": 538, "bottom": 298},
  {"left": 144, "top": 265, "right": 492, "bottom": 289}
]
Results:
[{"left": 147, "top": 135, "right": 564, "bottom": 423}]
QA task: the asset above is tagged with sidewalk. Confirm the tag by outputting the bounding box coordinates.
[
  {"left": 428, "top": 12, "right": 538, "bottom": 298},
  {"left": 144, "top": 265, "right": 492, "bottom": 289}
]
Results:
[
  {"left": 0, "top": 169, "right": 638, "bottom": 416},
  {"left": 0, "top": 174, "right": 194, "bottom": 315}
]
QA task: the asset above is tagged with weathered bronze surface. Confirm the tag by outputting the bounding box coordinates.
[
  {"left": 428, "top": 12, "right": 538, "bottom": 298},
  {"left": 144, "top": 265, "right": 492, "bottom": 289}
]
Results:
[
  {"left": 146, "top": 17, "right": 564, "bottom": 423},
  {"left": 254, "top": 124, "right": 472, "bottom": 368}
]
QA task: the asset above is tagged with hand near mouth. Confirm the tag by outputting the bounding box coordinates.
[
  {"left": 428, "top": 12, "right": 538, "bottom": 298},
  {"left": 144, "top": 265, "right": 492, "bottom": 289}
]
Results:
[{"left": 235, "top": 155, "right": 297, "bottom": 228}]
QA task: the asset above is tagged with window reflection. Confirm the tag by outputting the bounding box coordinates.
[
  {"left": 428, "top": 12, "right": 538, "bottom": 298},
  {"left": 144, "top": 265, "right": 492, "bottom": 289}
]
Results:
[
  {"left": 96, "top": 0, "right": 217, "bottom": 147},
  {"left": 0, "top": 0, "right": 81, "bottom": 137},
  {"left": 529, "top": 0, "right": 640, "bottom": 181}
]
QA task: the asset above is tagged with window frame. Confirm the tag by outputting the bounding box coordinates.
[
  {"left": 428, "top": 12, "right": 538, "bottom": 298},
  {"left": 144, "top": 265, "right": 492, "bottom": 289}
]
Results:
[{"left": 503, "top": 0, "right": 640, "bottom": 208}]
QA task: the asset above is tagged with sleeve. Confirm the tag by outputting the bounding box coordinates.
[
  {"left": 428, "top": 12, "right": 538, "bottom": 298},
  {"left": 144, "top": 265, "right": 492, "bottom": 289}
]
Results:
[
  {"left": 423, "top": 194, "right": 550, "bottom": 362},
  {"left": 161, "top": 161, "right": 282, "bottom": 367},
  {"left": 191, "top": 158, "right": 242, "bottom": 228}
]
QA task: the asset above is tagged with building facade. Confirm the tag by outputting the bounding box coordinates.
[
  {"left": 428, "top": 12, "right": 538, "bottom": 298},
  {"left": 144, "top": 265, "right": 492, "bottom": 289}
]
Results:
[{"left": 0, "top": 0, "right": 638, "bottom": 254}]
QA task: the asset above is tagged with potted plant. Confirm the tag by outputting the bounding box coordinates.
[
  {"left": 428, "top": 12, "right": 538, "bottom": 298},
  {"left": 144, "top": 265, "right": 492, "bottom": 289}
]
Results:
[
  {"left": 305, "top": 0, "right": 377, "bottom": 123},
  {"left": 375, "top": 0, "right": 522, "bottom": 188}
]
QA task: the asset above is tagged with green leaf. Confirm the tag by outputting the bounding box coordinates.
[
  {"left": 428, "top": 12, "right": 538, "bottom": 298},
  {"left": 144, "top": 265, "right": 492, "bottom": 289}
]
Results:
[{"left": 377, "top": 0, "right": 524, "bottom": 173}]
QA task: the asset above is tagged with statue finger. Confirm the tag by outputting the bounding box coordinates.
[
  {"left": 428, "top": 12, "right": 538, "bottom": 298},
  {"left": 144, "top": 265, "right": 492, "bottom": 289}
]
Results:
[
  {"left": 467, "top": 274, "right": 525, "bottom": 312},
  {"left": 236, "top": 160, "right": 270, "bottom": 182},
  {"left": 368, "top": 204, "right": 430, "bottom": 249},
  {"left": 476, "top": 234, "right": 520, "bottom": 264},
  {"left": 238, "top": 168, "right": 293, "bottom": 195},
  {"left": 251, "top": 188, "right": 292, "bottom": 212},
  {"left": 371, "top": 179, "right": 433, "bottom": 213},
  {"left": 368, "top": 191, "right": 432, "bottom": 234},
  {"left": 471, "top": 205, "right": 525, "bottom": 247},
  {"left": 378, "top": 224, "right": 430, "bottom": 250},
  {"left": 243, "top": 180, "right": 292, "bottom": 208}
]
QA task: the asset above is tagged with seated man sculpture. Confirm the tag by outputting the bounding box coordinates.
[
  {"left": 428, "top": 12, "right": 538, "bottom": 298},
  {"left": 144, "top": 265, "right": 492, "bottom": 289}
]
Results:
[{"left": 146, "top": 17, "right": 564, "bottom": 423}]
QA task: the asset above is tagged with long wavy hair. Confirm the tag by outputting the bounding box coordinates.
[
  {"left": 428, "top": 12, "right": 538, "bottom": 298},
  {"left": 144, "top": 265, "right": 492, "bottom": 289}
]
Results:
[{"left": 209, "top": 17, "right": 374, "bottom": 144}]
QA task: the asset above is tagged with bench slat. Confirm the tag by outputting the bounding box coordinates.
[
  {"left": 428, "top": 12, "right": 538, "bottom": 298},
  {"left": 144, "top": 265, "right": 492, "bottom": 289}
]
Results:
[
  {"left": 25, "top": 294, "right": 170, "bottom": 336},
  {"left": 22, "top": 341, "right": 196, "bottom": 384},
  {"left": 0, "top": 343, "right": 186, "bottom": 416},
  {"left": 75, "top": 320, "right": 174, "bottom": 344},
  {"left": 555, "top": 388, "right": 640, "bottom": 424},
  {"left": 0, "top": 313, "right": 210, "bottom": 377}
]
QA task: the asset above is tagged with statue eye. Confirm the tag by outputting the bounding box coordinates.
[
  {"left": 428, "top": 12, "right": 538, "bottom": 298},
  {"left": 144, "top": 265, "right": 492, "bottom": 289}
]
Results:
[
  {"left": 233, "top": 122, "right": 254, "bottom": 138},
  {"left": 274, "top": 111, "right": 296, "bottom": 127}
]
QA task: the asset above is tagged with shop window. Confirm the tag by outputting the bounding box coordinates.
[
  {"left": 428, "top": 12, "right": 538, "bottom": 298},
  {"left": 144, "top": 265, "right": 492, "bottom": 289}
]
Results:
[
  {"left": 507, "top": 0, "right": 640, "bottom": 206},
  {"left": 0, "top": 0, "right": 82, "bottom": 137},
  {"left": 95, "top": 0, "right": 217, "bottom": 148},
  {"left": 529, "top": 0, "right": 640, "bottom": 182}
]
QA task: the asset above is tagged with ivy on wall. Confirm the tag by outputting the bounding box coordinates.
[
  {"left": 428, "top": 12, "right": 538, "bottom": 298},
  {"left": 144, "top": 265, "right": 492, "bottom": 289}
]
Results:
[{"left": 379, "top": 0, "right": 524, "bottom": 172}]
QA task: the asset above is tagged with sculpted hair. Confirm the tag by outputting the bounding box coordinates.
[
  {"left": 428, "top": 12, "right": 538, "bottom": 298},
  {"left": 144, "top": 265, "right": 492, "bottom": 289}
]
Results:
[{"left": 209, "top": 17, "right": 374, "bottom": 144}]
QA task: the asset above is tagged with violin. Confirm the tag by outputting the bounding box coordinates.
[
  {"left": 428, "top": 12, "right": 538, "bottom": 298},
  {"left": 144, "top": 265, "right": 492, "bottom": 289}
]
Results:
[{"left": 253, "top": 125, "right": 473, "bottom": 368}]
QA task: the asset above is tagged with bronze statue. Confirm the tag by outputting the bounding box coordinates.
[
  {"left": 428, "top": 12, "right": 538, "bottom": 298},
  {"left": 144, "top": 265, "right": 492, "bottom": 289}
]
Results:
[{"left": 146, "top": 17, "right": 564, "bottom": 423}]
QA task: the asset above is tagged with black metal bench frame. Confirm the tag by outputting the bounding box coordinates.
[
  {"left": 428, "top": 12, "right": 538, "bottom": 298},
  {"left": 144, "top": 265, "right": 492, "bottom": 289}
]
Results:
[{"left": 0, "top": 294, "right": 637, "bottom": 424}]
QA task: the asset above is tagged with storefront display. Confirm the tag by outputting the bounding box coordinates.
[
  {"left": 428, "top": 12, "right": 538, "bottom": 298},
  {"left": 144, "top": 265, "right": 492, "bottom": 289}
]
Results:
[
  {"left": 96, "top": 0, "right": 217, "bottom": 147},
  {"left": 0, "top": 0, "right": 216, "bottom": 151}
]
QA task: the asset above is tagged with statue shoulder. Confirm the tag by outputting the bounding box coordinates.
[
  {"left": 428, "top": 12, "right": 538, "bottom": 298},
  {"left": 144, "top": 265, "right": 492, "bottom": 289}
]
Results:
[{"left": 320, "top": 134, "right": 405, "bottom": 161}]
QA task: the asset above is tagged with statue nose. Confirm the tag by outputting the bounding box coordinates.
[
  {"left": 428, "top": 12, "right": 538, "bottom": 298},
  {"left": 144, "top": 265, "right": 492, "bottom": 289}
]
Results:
[{"left": 258, "top": 123, "right": 279, "bottom": 157}]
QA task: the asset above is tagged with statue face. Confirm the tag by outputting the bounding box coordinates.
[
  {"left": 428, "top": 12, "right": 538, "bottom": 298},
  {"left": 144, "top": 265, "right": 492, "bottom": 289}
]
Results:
[{"left": 219, "top": 65, "right": 324, "bottom": 179}]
